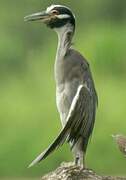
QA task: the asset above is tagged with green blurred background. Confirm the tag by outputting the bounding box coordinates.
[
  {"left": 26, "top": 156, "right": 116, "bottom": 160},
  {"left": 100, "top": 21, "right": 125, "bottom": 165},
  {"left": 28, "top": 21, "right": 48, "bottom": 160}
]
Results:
[{"left": 0, "top": 0, "right": 126, "bottom": 179}]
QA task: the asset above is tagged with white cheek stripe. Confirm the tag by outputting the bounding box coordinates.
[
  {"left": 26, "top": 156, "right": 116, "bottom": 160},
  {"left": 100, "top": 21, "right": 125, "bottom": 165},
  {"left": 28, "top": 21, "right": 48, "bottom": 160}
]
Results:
[{"left": 56, "top": 14, "right": 71, "bottom": 19}]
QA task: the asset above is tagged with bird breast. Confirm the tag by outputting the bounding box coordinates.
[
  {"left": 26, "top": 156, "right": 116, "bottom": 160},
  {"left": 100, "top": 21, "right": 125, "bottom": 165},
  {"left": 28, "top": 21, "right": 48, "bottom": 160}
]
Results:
[{"left": 54, "top": 49, "right": 91, "bottom": 126}]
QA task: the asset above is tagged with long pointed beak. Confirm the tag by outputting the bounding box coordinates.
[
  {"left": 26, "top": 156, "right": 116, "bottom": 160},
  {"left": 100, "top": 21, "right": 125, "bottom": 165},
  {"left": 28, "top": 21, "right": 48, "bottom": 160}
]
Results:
[{"left": 24, "top": 11, "right": 50, "bottom": 22}]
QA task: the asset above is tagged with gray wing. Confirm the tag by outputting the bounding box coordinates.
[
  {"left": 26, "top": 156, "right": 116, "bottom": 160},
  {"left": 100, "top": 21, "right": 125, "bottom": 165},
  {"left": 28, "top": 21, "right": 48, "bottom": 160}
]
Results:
[
  {"left": 66, "top": 84, "right": 96, "bottom": 149},
  {"left": 64, "top": 49, "right": 98, "bottom": 146},
  {"left": 28, "top": 84, "right": 96, "bottom": 167}
]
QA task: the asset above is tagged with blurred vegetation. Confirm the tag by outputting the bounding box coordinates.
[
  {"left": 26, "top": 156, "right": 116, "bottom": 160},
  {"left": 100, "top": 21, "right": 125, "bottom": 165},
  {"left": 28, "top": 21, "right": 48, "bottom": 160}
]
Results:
[{"left": 0, "top": 0, "right": 126, "bottom": 179}]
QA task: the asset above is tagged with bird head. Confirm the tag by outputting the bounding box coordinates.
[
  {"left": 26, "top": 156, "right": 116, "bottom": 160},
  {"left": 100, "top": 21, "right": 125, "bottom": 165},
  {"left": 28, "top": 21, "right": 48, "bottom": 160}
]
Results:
[{"left": 24, "top": 5, "right": 75, "bottom": 29}]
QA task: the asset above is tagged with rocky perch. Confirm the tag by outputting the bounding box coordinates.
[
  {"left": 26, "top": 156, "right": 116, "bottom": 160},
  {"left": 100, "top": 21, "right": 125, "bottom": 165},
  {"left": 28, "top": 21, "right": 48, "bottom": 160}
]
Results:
[{"left": 41, "top": 162, "right": 126, "bottom": 180}]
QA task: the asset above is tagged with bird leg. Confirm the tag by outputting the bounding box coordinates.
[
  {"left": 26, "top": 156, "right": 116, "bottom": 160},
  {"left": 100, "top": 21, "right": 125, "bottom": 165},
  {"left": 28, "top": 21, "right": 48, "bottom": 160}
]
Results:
[
  {"left": 71, "top": 138, "right": 85, "bottom": 169},
  {"left": 74, "top": 150, "right": 85, "bottom": 169}
]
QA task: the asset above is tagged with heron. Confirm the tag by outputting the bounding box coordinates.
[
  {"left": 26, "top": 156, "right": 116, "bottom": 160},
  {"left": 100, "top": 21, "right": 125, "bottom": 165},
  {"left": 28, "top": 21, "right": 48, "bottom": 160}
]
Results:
[{"left": 24, "top": 4, "right": 98, "bottom": 168}]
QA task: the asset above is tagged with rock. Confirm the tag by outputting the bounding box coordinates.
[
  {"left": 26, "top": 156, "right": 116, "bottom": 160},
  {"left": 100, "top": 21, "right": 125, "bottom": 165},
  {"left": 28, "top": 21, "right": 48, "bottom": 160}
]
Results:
[{"left": 41, "top": 162, "right": 126, "bottom": 180}]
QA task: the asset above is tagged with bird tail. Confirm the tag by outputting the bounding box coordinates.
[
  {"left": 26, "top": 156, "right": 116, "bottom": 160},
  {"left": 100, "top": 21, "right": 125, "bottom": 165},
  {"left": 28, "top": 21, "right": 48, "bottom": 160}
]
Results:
[{"left": 28, "top": 126, "right": 70, "bottom": 168}]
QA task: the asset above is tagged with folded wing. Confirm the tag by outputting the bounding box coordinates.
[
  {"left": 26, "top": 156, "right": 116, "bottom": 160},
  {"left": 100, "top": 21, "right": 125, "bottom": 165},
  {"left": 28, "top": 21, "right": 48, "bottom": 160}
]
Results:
[{"left": 28, "top": 84, "right": 96, "bottom": 167}]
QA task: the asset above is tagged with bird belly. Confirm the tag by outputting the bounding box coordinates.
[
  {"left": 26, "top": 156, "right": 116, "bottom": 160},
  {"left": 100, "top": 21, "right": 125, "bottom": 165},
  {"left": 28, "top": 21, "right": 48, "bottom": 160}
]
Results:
[
  {"left": 56, "top": 79, "right": 79, "bottom": 127},
  {"left": 56, "top": 88, "right": 71, "bottom": 127}
]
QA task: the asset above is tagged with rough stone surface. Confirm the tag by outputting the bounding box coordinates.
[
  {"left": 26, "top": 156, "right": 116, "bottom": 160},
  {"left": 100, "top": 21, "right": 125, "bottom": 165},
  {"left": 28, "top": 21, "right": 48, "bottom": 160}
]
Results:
[{"left": 41, "top": 162, "right": 126, "bottom": 180}]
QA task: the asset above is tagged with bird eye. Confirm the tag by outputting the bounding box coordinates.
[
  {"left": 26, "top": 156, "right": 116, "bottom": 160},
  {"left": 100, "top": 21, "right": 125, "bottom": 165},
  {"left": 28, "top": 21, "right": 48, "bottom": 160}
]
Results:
[{"left": 51, "top": 10, "right": 59, "bottom": 15}]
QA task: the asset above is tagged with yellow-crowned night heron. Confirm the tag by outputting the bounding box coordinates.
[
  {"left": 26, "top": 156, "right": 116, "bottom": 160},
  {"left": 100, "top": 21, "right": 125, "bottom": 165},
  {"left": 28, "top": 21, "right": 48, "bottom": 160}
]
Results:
[{"left": 24, "top": 4, "right": 98, "bottom": 168}]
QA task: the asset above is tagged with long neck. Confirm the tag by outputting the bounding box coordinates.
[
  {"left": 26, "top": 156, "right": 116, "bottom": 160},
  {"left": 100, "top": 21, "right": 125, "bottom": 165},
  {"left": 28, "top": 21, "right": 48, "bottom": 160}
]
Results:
[
  {"left": 55, "top": 24, "right": 74, "bottom": 59},
  {"left": 54, "top": 24, "right": 74, "bottom": 84}
]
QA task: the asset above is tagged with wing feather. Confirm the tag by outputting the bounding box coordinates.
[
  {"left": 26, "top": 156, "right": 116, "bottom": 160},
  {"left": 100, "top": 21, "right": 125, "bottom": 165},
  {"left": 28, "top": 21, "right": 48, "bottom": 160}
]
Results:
[{"left": 28, "top": 84, "right": 96, "bottom": 167}]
